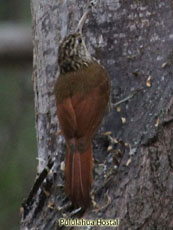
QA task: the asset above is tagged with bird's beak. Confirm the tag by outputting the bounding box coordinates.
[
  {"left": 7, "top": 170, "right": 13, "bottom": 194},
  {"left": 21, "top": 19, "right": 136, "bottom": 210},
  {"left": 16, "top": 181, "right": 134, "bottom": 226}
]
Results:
[{"left": 76, "top": 9, "right": 89, "bottom": 34}]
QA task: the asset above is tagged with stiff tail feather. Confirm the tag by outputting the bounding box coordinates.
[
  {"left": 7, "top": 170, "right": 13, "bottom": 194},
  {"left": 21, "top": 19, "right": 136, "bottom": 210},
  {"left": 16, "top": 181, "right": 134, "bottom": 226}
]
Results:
[{"left": 65, "top": 143, "right": 93, "bottom": 208}]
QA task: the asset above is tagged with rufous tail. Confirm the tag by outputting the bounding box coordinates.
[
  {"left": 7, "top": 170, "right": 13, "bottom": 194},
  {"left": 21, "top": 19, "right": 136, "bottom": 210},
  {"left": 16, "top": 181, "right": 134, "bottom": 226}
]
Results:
[{"left": 65, "top": 143, "right": 93, "bottom": 208}]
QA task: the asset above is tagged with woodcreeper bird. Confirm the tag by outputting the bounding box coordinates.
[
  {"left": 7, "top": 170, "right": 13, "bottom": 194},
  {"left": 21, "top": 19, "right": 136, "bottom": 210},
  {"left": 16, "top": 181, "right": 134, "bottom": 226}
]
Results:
[{"left": 54, "top": 11, "right": 110, "bottom": 208}]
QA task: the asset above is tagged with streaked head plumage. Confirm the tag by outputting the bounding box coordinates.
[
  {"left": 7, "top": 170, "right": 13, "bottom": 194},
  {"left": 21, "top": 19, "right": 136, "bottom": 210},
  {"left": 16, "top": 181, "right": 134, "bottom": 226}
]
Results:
[{"left": 58, "top": 33, "right": 92, "bottom": 74}]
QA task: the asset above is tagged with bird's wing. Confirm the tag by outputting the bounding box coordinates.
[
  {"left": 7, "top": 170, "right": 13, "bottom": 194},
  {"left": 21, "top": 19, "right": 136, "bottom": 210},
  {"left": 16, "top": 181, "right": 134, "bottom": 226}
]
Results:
[
  {"left": 71, "top": 62, "right": 110, "bottom": 138},
  {"left": 54, "top": 61, "right": 110, "bottom": 141}
]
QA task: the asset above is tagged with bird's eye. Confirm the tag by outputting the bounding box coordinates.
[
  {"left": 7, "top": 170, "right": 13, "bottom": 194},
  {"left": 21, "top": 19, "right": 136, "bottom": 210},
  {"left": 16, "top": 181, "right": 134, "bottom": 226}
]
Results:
[{"left": 78, "top": 38, "right": 82, "bottom": 44}]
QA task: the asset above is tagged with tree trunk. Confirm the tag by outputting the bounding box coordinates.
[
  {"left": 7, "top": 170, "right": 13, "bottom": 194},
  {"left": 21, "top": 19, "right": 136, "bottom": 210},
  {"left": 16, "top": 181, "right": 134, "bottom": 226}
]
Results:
[{"left": 21, "top": 0, "right": 173, "bottom": 229}]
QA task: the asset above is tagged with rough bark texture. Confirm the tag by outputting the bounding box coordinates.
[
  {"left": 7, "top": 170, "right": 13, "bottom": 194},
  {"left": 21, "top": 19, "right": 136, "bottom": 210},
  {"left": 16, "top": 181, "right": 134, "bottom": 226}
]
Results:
[{"left": 21, "top": 0, "right": 173, "bottom": 229}]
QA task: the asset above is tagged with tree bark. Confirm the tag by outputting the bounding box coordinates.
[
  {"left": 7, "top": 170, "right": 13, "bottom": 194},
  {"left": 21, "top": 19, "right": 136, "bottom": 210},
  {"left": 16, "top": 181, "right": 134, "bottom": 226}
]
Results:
[{"left": 21, "top": 0, "right": 173, "bottom": 229}]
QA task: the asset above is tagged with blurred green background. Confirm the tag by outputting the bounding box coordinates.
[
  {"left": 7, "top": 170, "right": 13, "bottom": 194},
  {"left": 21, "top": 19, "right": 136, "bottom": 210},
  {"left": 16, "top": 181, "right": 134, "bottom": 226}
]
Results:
[{"left": 0, "top": 1, "right": 37, "bottom": 229}]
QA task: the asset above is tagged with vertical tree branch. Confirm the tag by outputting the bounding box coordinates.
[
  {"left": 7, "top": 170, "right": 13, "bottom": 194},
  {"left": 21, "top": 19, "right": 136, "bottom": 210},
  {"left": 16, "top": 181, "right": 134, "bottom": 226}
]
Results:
[{"left": 21, "top": 1, "right": 173, "bottom": 229}]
